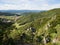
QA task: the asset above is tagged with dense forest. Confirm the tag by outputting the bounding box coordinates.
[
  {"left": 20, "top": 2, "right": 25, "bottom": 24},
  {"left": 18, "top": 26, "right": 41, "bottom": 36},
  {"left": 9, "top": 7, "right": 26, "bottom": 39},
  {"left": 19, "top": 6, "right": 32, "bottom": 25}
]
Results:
[{"left": 0, "top": 8, "right": 60, "bottom": 45}]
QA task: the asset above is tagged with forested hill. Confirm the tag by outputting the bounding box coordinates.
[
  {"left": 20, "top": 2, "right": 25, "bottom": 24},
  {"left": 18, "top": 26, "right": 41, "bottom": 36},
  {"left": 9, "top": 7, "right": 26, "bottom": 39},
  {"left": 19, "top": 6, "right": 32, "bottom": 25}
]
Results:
[
  {"left": 0, "top": 8, "right": 60, "bottom": 45},
  {"left": 0, "top": 12, "right": 18, "bottom": 16}
]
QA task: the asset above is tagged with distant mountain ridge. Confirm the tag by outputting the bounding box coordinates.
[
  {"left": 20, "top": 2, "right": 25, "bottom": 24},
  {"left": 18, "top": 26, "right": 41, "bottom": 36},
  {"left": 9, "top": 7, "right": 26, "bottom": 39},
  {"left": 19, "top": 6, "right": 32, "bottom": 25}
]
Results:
[{"left": 0, "top": 10, "right": 43, "bottom": 14}]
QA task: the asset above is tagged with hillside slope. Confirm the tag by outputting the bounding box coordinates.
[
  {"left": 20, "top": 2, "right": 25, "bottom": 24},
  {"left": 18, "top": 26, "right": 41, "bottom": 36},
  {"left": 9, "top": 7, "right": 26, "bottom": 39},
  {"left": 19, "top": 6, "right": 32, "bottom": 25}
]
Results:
[{"left": 0, "top": 8, "right": 60, "bottom": 45}]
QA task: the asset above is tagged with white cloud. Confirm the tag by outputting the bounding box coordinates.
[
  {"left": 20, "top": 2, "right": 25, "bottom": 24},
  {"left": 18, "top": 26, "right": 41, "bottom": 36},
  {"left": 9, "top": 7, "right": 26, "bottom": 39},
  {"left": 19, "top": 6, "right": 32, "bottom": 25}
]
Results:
[
  {"left": 0, "top": 4, "right": 35, "bottom": 10},
  {"left": 0, "top": 4, "right": 18, "bottom": 10},
  {"left": 0, "top": 0, "right": 60, "bottom": 10}
]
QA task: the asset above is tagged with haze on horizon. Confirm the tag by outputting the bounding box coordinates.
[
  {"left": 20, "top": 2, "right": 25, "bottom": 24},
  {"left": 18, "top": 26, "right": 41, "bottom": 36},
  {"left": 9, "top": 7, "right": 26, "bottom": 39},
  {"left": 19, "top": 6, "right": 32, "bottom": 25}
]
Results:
[{"left": 0, "top": 0, "right": 60, "bottom": 10}]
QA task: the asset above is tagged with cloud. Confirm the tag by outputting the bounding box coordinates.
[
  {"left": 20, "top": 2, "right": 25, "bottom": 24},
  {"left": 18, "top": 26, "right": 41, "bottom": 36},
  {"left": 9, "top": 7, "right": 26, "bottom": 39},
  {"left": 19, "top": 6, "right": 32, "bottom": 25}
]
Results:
[{"left": 0, "top": 0, "right": 60, "bottom": 10}]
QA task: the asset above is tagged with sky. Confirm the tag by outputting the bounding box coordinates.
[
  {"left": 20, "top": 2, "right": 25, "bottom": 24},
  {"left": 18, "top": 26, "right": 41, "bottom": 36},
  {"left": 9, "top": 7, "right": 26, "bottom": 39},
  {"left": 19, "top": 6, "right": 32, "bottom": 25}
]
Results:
[{"left": 0, "top": 0, "right": 60, "bottom": 10}]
